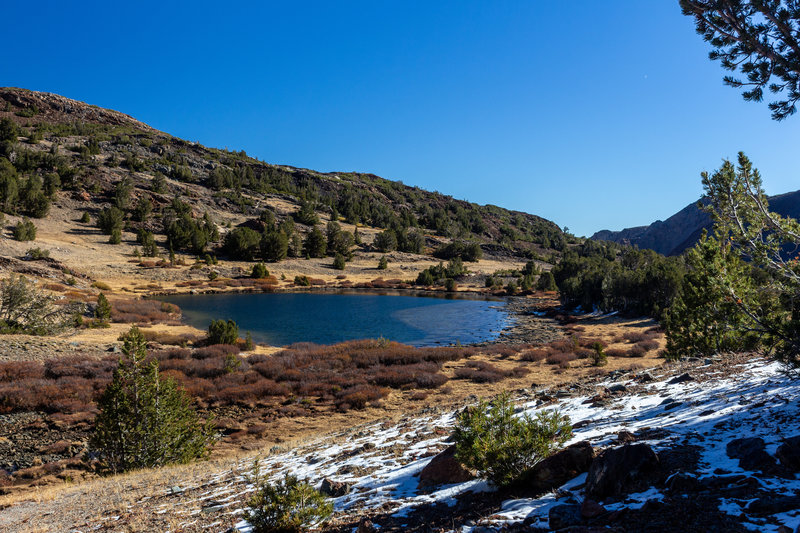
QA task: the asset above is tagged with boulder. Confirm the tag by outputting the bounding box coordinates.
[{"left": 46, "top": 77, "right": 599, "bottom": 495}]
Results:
[
  {"left": 523, "top": 441, "right": 595, "bottom": 494},
  {"left": 580, "top": 498, "right": 606, "bottom": 519},
  {"left": 585, "top": 443, "right": 659, "bottom": 499},
  {"left": 616, "top": 430, "right": 636, "bottom": 444},
  {"left": 549, "top": 504, "right": 582, "bottom": 530},
  {"left": 726, "top": 437, "right": 778, "bottom": 474},
  {"left": 746, "top": 495, "right": 800, "bottom": 515},
  {"left": 776, "top": 436, "right": 800, "bottom": 472},
  {"left": 320, "top": 477, "right": 351, "bottom": 497},
  {"left": 417, "top": 445, "right": 474, "bottom": 488}
]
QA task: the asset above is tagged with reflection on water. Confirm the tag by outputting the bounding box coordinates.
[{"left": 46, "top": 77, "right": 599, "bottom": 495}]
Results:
[{"left": 158, "top": 291, "right": 511, "bottom": 346}]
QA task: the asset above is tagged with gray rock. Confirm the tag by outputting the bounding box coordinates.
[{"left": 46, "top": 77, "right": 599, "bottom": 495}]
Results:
[
  {"left": 549, "top": 504, "right": 581, "bottom": 530},
  {"left": 320, "top": 477, "right": 351, "bottom": 497},
  {"left": 726, "top": 437, "right": 778, "bottom": 474},
  {"left": 776, "top": 435, "right": 800, "bottom": 472},
  {"left": 586, "top": 443, "right": 660, "bottom": 499}
]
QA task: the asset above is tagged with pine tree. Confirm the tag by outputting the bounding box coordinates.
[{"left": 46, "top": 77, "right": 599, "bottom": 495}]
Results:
[
  {"left": 95, "top": 293, "right": 111, "bottom": 323},
  {"left": 665, "top": 231, "right": 759, "bottom": 358},
  {"left": 90, "top": 326, "right": 215, "bottom": 474}
]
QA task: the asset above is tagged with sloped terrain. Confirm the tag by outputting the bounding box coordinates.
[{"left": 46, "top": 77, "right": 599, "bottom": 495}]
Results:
[{"left": 2, "top": 352, "right": 797, "bottom": 532}]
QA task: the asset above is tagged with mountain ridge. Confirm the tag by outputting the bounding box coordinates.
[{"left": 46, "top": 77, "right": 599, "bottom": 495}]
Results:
[{"left": 592, "top": 189, "right": 800, "bottom": 256}]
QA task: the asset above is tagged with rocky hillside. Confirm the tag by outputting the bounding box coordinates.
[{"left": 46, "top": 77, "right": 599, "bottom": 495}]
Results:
[
  {"left": 0, "top": 87, "right": 570, "bottom": 266},
  {"left": 592, "top": 190, "right": 800, "bottom": 256}
]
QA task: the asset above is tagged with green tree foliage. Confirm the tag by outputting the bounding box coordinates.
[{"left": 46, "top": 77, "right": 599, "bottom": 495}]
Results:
[
  {"left": 373, "top": 229, "right": 397, "bottom": 252},
  {"left": 304, "top": 226, "right": 327, "bottom": 258},
  {"left": 90, "top": 326, "right": 215, "bottom": 474},
  {"left": 97, "top": 206, "right": 124, "bottom": 235},
  {"left": 79, "top": 211, "right": 91, "bottom": 224},
  {"left": 552, "top": 241, "right": 684, "bottom": 319},
  {"left": 434, "top": 240, "right": 483, "bottom": 262},
  {"left": 43, "top": 172, "right": 60, "bottom": 197},
  {"left": 378, "top": 255, "right": 388, "bottom": 270},
  {"left": 0, "top": 158, "right": 19, "bottom": 212},
  {"left": 95, "top": 293, "right": 112, "bottom": 322},
  {"left": 536, "top": 271, "right": 557, "bottom": 291},
  {"left": 687, "top": 153, "right": 800, "bottom": 365},
  {"left": 251, "top": 263, "right": 269, "bottom": 279},
  {"left": 223, "top": 226, "right": 261, "bottom": 260},
  {"left": 132, "top": 196, "right": 153, "bottom": 222},
  {"left": 151, "top": 172, "right": 167, "bottom": 194},
  {"left": 680, "top": 0, "right": 800, "bottom": 120},
  {"left": 109, "top": 228, "right": 122, "bottom": 244},
  {"left": 162, "top": 198, "right": 218, "bottom": 254},
  {"left": 12, "top": 218, "right": 36, "bottom": 241},
  {"left": 666, "top": 231, "right": 760, "bottom": 358},
  {"left": 260, "top": 230, "right": 288, "bottom": 262},
  {"left": 208, "top": 319, "right": 239, "bottom": 345},
  {"left": 0, "top": 118, "right": 18, "bottom": 157},
  {"left": 333, "top": 252, "right": 346, "bottom": 270},
  {"left": 114, "top": 178, "right": 133, "bottom": 210},
  {"left": 137, "top": 229, "right": 158, "bottom": 257},
  {"left": 453, "top": 392, "right": 572, "bottom": 487},
  {"left": 294, "top": 198, "right": 319, "bottom": 226},
  {"left": 244, "top": 470, "right": 333, "bottom": 533},
  {"left": 0, "top": 274, "right": 80, "bottom": 334}
]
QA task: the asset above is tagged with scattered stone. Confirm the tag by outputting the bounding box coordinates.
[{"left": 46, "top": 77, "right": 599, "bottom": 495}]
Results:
[
  {"left": 607, "top": 384, "right": 627, "bottom": 393},
  {"left": 522, "top": 441, "right": 594, "bottom": 494},
  {"left": 581, "top": 498, "right": 606, "bottom": 518},
  {"left": 355, "top": 520, "right": 378, "bottom": 532},
  {"left": 668, "top": 373, "right": 694, "bottom": 384},
  {"left": 665, "top": 472, "right": 702, "bottom": 493},
  {"left": 746, "top": 495, "right": 800, "bottom": 515},
  {"left": 320, "top": 477, "right": 351, "bottom": 497},
  {"left": 726, "top": 437, "right": 778, "bottom": 474},
  {"left": 549, "top": 504, "right": 581, "bottom": 530},
  {"left": 585, "top": 443, "right": 660, "bottom": 499},
  {"left": 617, "top": 431, "right": 636, "bottom": 444},
  {"left": 776, "top": 436, "right": 800, "bottom": 472},
  {"left": 418, "top": 445, "right": 474, "bottom": 488}
]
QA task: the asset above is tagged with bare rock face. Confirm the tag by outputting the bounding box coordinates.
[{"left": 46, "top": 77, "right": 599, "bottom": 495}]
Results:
[
  {"left": 585, "top": 443, "right": 659, "bottom": 500},
  {"left": 522, "top": 440, "right": 595, "bottom": 494},
  {"left": 417, "top": 444, "right": 474, "bottom": 488}
]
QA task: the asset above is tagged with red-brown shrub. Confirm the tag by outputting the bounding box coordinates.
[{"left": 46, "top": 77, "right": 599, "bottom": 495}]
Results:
[
  {"left": 519, "top": 348, "right": 550, "bottom": 362},
  {"left": 546, "top": 352, "right": 577, "bottom": 365}
]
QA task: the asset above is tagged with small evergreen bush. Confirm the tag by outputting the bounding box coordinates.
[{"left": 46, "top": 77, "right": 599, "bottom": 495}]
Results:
[
  {"left": 95, "top": 293, "right": 112, "bottom": 322},
  {"left": 454, "top": 392, "right": 572, "bottom": 487},
  {"left": 13, "top": 218, "right": 36, "bottom": 241},
  {"left": 208, "top": 319, "right": 239, "bottom": 345},
  {"left": 251, "top": 263, "right": 269, "bottom": 279},
  {"left": 244, "top": 470, "right": 333, "bottom": 533},
  {"left": 378, "top": 256, "right": 388, "bottom": 270},
  {"left": 332, "top": 253, "right": 346, "bottom": 270}
]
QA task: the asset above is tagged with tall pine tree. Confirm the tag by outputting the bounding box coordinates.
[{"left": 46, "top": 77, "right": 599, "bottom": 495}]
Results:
[{"left": 90, "top": 326, "right": 215, "bottom": 473}]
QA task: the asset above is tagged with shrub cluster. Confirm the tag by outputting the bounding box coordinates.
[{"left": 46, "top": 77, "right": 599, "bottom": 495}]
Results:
[{"left": 454, "top": 392, "right": 572, "bottom": 487}]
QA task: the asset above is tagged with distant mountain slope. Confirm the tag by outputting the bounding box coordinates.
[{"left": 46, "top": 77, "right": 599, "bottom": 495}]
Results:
[
  {"left": 0, "top": 87, "right": 569, "bottom": 260},
  {"left": 592, "top": 190, "right": 800, "bottom": 256}
]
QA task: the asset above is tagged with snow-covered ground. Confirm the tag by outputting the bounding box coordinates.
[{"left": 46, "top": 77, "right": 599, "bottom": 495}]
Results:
[{"left": 119, "top": 357, "right": 799, "bottom": 532}]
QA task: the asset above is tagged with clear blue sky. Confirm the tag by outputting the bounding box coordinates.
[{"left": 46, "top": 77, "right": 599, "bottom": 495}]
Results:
[{"left": 3, "top": 1, "right": 798, "bottom": 237}]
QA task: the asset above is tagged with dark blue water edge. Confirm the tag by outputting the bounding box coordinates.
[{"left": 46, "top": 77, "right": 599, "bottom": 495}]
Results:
[{"left": 157, "top": 290, "right": 513, "bottom": 347}]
